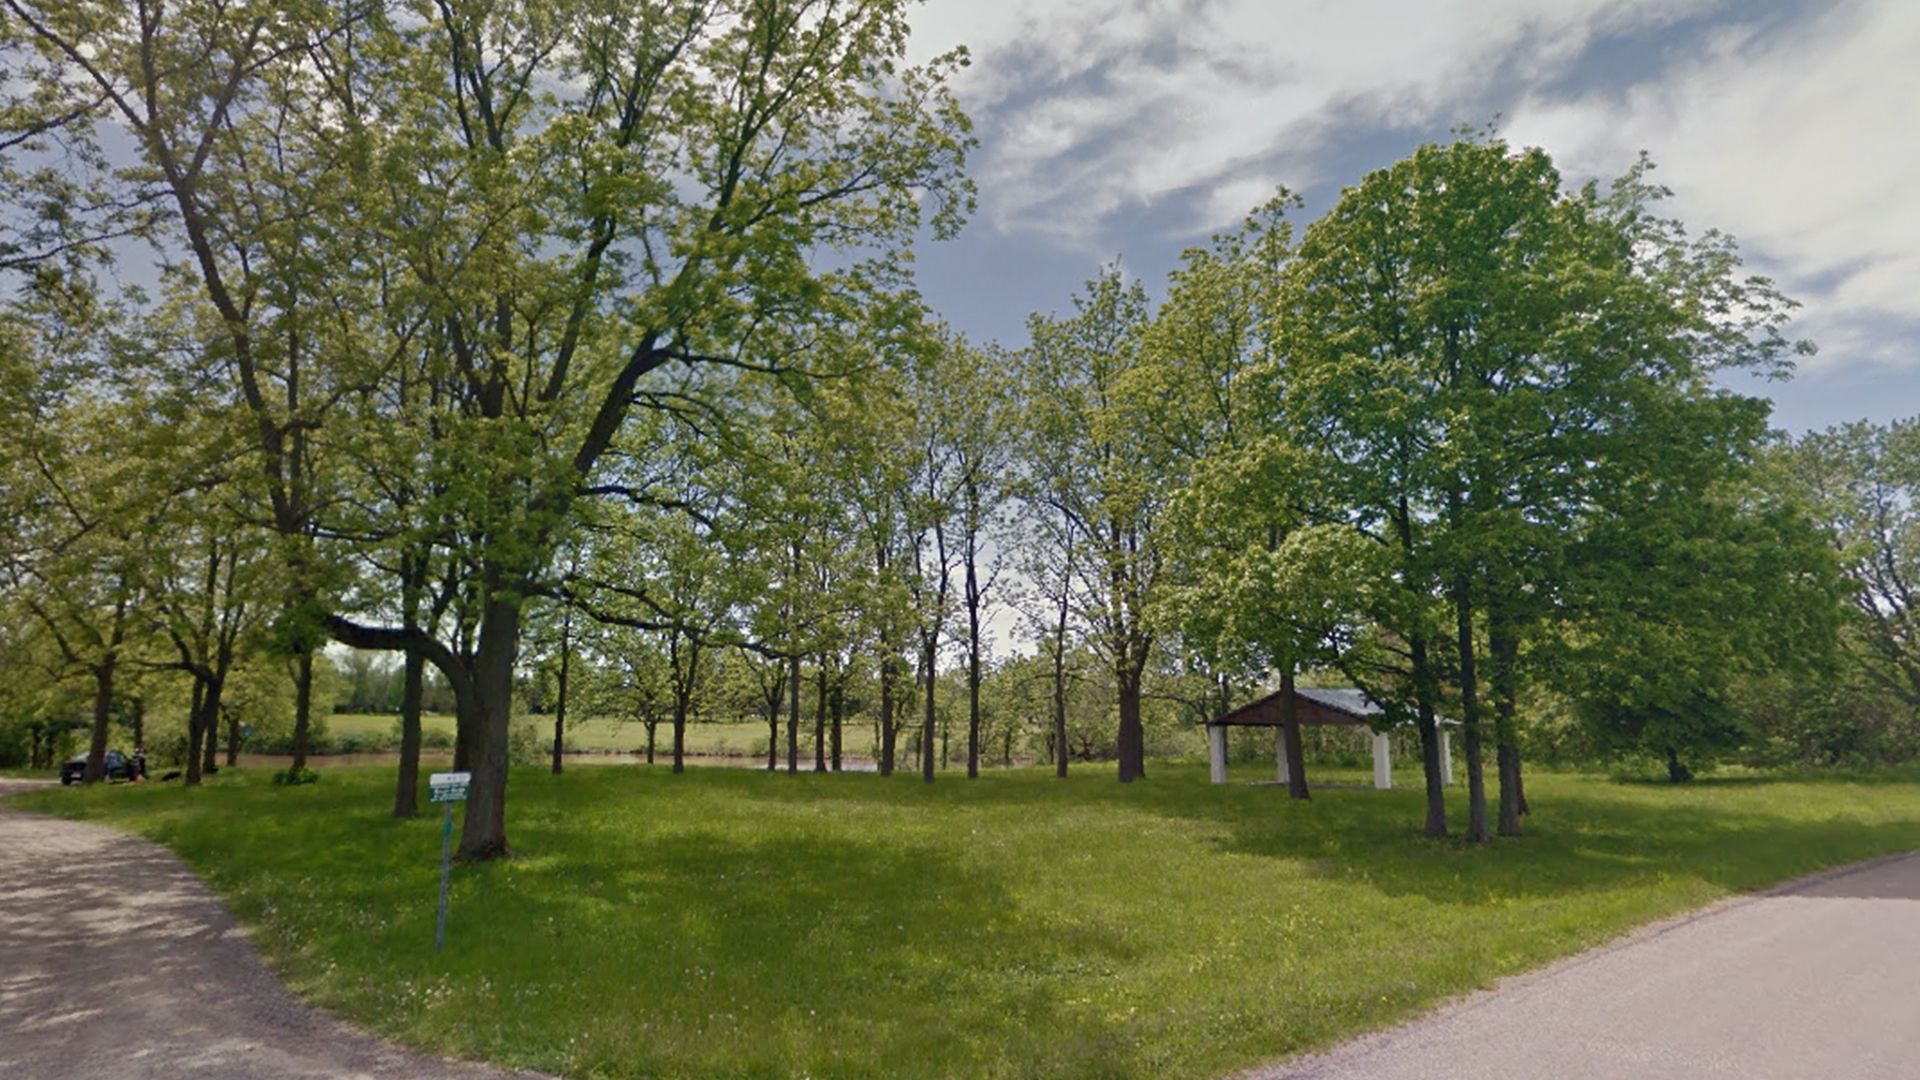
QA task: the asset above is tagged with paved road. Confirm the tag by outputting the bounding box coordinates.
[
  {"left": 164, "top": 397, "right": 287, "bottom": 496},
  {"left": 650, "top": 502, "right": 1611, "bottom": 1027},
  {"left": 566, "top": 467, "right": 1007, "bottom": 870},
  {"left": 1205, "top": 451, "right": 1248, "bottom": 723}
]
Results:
[
  {"left": 0, "top": 785, "right": 545, "bottom": 1079},
  {"left": 1258, "top": 848, "right": 1920, "bottom": 1080}
]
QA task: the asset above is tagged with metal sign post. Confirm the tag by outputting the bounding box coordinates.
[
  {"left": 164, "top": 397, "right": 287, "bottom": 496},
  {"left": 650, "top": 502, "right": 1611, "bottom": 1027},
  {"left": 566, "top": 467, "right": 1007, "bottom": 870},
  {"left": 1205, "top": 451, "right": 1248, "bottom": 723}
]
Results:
[{"left": 427, "top": 771, "right": 470, "bottom": 953}]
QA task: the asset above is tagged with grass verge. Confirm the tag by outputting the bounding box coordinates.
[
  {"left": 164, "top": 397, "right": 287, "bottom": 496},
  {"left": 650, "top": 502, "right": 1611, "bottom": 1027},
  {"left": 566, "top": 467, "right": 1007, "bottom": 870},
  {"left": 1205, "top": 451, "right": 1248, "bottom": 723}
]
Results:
[{"left": 11, "top": 764, "right": 1920, "bottom": 1078}]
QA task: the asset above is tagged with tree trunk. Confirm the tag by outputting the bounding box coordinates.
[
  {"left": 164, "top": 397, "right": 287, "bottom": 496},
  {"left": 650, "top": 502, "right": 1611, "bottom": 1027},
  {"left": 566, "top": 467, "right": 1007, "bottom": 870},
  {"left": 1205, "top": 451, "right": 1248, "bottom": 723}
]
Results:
[
  {"left": 966, "top": 548, "right": 982, "bottom": 780},
  {"left": 185, "top": 681, "right": 206, "bottom": 787},
  {"left": 879, "top": 655, "right": 896, "bottom": 776},
  {"left": 224, "top": 703, "right": 240, "bottom": 766},
  {"left": 452, "top": 687, "right": 478, "bottom": 772},
  {"left": 921, "top": 635, "right": 937, "bottom": 784},
  {"left": 1116, "top": 663, "right": 1145, "bottom": 783},
  {"left": 201, "top": 686, "right": 220, "bottom": 776},
  {"left": 1454, "top": 579, "right": 1490, "bottom": 844},
  {"left": 672, "top": 692, "right": 688, "bottom": 774},
  {"left": 200, "top": 679, "right": 225, "bottom": 777},
  {"left": 814, "top": 663, "right": 828, "bottom": 773},
  {"left": 1052, "top": 639, "right": 1068, "bottom": 779},
  {"left": 83, "top": 660, "right": 114, "bottom": 784},
  {"left": 646, "top": 719, "right": 658, "bottom": 764},
  {"left": 1410, "top": 633, "right": 1449, "bottom": 838},
  {"left": 1280, "top": 670, "right": 1310, "bottom": 801},
  {"left": 456, "top": 594, "right": 517, "bottom": 861},
  {"left": 551, "top": 612, "right": 572, "bottom": 776},
  {"left": 831, "top": 681, "right": 844, "bottom": 772},
  {"left": 290, "top": 648, "right": 314, "bottom": 774},
  {"left": 394, "top": 641, "right": 424, "bottom": 819},
  {"left": 966, "top": 634, "right": 981, "bottom": 781},
  {"left": 1489, "top": 611, "right": 1523, "bottom": 836},
  {"left": 787, "top": 654, "right": 801, "bottom": 775},
  {"left": 1665, "top": 747, "right": 1693, "bottom": 783}
]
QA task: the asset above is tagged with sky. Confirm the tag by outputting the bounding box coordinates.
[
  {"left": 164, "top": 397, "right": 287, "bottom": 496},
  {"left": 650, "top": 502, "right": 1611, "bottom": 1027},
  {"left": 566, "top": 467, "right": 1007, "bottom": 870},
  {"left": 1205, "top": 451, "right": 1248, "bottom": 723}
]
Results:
[{"left": 899, "top": 0, "right": 1920, "bottom": 434}]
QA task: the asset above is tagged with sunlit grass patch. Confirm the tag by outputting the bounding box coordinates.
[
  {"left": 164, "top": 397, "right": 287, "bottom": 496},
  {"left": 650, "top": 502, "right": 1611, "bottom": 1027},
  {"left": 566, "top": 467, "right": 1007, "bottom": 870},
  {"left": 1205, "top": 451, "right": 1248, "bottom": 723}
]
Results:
[{"left": 14, "top": 764, "right": 1920, "bottom": 1079}]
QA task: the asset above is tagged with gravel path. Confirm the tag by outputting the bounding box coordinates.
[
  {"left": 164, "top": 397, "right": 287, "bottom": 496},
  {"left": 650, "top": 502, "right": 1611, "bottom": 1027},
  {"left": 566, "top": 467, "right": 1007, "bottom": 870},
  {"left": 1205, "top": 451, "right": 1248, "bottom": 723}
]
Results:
[
  {"left": 1255, "top": 847, "right": 1920, "bottom": 1080},
  {"left": 0, "top": 785, "right": 547, "bottom": 1079}
]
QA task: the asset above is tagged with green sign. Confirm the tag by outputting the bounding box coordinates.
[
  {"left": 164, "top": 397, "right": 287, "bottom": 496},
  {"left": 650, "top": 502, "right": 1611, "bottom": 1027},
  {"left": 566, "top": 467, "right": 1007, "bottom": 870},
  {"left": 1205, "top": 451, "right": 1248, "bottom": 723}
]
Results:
[{"left": 428, "top": 771, "right": 470, "bottom": 804}]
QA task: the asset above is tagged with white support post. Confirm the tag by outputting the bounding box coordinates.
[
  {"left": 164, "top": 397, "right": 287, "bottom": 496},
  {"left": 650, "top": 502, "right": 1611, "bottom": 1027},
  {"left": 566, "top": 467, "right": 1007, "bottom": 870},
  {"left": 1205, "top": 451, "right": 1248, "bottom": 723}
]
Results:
[
  {"left": 1372, "top": 731, "right": 1392, "bottom": 790},
  {"left": 1208, "top": 725, "right": 1228, "bottom": 785},
  {"left": 1275, "top": 725, "right": 1290, "bottom": 783},
  {"left": 1439, "top": 729, "right": 1455, "bottom": 786}
]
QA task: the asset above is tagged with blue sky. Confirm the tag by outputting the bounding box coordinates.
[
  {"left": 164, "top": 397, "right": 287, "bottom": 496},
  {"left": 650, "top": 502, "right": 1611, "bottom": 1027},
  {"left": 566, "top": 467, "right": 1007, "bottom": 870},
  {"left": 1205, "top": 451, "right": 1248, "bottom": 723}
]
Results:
[{"left": 901, "top": 0, "right": 1919, "bottom": 433}]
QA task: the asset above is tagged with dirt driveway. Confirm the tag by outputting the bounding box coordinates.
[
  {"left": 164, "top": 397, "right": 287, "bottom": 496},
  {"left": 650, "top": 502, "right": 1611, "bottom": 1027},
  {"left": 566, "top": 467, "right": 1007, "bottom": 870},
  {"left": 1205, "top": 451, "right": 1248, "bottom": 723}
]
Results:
[{"left": 0, "top": 788, "right": 548, "bottom": 1079}]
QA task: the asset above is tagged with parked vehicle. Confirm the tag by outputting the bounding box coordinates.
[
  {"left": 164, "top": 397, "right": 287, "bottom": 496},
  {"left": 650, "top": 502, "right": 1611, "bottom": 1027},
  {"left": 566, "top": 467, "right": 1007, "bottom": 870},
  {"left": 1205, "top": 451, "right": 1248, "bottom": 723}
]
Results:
[{"left": 59, "top": 750, "right": 135, "bottom": 785}]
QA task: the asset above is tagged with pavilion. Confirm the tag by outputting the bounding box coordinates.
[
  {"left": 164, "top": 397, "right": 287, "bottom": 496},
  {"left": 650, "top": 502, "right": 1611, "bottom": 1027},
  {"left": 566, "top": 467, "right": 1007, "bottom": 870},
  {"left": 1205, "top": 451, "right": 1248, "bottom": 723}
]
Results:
[{"left": 1205, "top": 686, "right": 1454, "bottom": 790}]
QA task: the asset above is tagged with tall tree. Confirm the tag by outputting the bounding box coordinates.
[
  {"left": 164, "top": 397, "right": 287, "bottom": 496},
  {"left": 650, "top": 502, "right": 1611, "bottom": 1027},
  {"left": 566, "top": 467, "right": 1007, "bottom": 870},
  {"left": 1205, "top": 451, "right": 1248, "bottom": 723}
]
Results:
[
  {"left": 1025, "top": 267, "right": 1164, "bottom": 782},
  {"left": 1279, "top": 136, "right": 1809, "bottom": 839},
  {"left": 4, "top": 0, "right": 974, "bottom": 858},
  {"left": 1787, "top": 421, "right": 1920, "bottom": 710},
  {"left": 936, "top": 339, "right": 1015, "bottom": 778}
]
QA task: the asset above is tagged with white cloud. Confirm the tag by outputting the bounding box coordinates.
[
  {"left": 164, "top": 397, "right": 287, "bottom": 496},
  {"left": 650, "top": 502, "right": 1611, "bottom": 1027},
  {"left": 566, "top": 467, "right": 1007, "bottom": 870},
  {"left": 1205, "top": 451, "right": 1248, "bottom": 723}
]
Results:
[
  {"left": 908, "top": 0, "right": 1726, "bottom": 243},
  {"left": 1504, "top": 0, "right": 1920, "bottom": 373}
]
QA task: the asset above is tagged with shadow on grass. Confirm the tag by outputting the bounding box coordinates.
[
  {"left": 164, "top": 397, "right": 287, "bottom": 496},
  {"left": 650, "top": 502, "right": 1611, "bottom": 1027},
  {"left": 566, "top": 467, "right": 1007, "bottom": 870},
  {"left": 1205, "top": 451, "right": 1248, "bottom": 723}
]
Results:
[
  {"left": 684, "top": 764, "right": 1920, "bottom": 908},
  {"left": 17, "top": 762, "right": 1920, "bottom": 1080}
]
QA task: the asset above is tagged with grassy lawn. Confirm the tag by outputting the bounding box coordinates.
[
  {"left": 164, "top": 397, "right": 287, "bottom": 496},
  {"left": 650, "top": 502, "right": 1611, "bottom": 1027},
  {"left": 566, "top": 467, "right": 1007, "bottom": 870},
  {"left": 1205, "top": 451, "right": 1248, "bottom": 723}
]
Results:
[{"left": 11, "top": 764, "right": 1920, "bottom": 1079}]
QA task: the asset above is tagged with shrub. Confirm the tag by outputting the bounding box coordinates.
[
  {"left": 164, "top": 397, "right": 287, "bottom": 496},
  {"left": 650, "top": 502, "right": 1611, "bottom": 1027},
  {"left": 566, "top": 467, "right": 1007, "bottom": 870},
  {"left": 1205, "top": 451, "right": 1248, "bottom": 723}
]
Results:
[{"left": 271, "top": 767, "right": 320, "bottom": 786}]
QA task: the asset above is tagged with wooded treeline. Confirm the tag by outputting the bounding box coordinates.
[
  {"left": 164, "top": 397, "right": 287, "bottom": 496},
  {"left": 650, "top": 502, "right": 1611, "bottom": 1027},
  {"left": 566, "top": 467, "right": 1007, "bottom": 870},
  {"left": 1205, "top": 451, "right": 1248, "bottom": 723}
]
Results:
[{"left": 3, "top": 2, "right": 1915, "bottom": 852}]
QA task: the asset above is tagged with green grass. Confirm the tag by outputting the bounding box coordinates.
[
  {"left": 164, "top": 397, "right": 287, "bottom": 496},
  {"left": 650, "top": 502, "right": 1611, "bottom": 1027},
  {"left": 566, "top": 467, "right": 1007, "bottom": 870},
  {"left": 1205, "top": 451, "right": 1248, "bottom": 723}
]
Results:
[
  {"left": 12, "top": 764, "right": 1920, "bottom": 1079},
  {"left": 322, "top": 712, "right": 874, "bottom": 757}
]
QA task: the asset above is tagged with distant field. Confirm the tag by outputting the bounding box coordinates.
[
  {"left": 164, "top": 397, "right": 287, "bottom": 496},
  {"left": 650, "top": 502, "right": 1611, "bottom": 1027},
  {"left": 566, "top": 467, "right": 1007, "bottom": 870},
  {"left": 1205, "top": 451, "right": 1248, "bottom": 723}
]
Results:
[
  {"left": 18, "top": 764, "right": 1920, "bottom": 1078},
  {"left": 323, "top": 712, "right": 880, "bottom": 757}
]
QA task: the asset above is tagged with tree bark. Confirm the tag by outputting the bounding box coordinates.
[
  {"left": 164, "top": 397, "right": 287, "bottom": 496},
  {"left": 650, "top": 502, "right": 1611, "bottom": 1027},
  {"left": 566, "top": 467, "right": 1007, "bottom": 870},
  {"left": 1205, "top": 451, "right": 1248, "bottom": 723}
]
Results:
[
  {"left": 787, "top": 654, "right": 801, "bottom": 775},
  {"left": 551, "top": 609, "right": 572, "bottom": 776},
  {"left": 456, "top": 594, "right": 518, "bottom": 861},
  {"left": 201, "top": 689, "right": 220, "bottom": 776},
  {"left": 1489, "top": 609, "right": 1523, "bottom": 836},
  {"left": 672, "top": 692, "right": 688, "bottom": 774},
  {"left": 1116, "top": 663, "right": 1146, "bottom": 783},
  {"left": 966, "top": 542, "right": 983, "bottom": 780},
  {"left": 82, "top": 660, "right": 114, "bottom": 784},
  {"left": 921, "top": 635, "right": 937, "bottom": 784},
  {"left": 764, "top": 706, "right": 777, "bottom": 771},
  {"left": 879, "top": 654, "right": 897, "bottom": 776},
  {"left": 814, "top": 663, "right": 828, "bottom": 773},
  {"left": 290, "top": 648, "right": 314, "bottom": 774},
  {"left": 395, "top": 640, "right": 424, "bottom": 818},
  {"left": 830, "top": 681, "right": 844, "bottom": 772},
  {"left": 1409, "top": 633, "right": 1449, "bottom": 838},
  {"left": 185, "top": 681, "right": 206, "bottom": 787},
  {"left": 200, "top": 679, "right": 224, "bottom": 777},
  {"left": 1280, "top": 670, "right": 1310, "bottom": 801},
  {"left": 1453, "top": 578, "right": 1490, "bottom": 844},
  {"left": 966, "top": 640, "right": 982, "bottom": 780},
  {"left": 1665, "top": 747, "right": 1693, "bottom": 783},
  {"left": 1052, "top": 637, "right": 1069, "bottom": 780}
]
